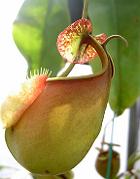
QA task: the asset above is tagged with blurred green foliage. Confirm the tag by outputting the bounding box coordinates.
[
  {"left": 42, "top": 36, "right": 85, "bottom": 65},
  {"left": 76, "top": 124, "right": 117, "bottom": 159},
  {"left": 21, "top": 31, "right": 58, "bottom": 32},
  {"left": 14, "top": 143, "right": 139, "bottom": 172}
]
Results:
[
  {"left": 13, "top": 0, "right": 70, "bottom": 77},
  {"left": 89, "top": 0, "right": 140, "bottom": 115}
]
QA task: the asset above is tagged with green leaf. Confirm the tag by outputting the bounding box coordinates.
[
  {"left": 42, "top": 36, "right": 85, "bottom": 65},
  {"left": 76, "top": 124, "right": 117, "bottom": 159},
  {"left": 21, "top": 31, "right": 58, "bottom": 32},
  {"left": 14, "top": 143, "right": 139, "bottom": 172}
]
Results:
[
  {"left": 0, "top": 165, "right": 5, "bottom": 170},
  {"left": 13, "top": 0, "right": 70, "bottom": 76},
  {"left": 128, "top": 152, "right": 140, "bottom": 170},
  {"left": 124, "top": 175, "right": 132, "bottom": 179},
  {"left": 89, "top": 0, "right": 140, "bottom": 115}
]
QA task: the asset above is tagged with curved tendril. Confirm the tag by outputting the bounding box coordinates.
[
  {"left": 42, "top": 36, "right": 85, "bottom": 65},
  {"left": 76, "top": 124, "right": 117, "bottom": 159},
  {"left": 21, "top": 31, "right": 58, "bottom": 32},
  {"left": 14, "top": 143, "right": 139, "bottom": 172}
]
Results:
[
  {"left": 102, "top": 35, "right": 128, "bottom": 48},
  {"left": 100, "top": 35, "right": 129, "bottom": 78},
  {"left": 87, "top": 35, "right": 109, "bottom": 74}
]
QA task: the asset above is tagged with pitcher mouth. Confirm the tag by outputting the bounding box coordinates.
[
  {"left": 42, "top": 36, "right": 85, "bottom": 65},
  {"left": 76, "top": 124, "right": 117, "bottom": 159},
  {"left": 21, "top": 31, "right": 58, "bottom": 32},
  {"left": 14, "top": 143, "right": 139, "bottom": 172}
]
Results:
[{"left": 48, "top": 71, "right": 106, "bottom": 81}]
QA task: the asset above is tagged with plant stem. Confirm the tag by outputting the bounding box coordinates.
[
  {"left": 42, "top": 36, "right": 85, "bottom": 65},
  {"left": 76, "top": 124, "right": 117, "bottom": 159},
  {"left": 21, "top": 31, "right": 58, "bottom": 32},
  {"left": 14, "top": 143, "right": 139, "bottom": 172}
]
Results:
[
  {"left": 82, "top": 0, "right": 89, "bottom": 18},
  {"left": 102, "top": 35, "right": 128, "bottom": 47},
  {"left": 105, "top": 113, "right": 116, "bottom": 179},
  {"left": 58, "top": 63, "right": 75, "bottom": 77}
]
